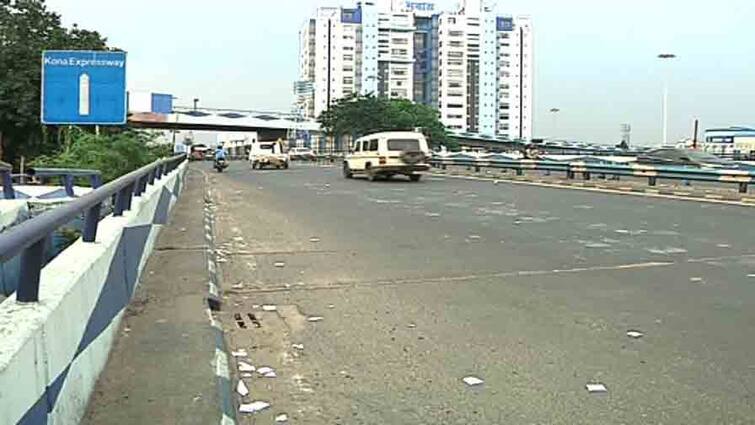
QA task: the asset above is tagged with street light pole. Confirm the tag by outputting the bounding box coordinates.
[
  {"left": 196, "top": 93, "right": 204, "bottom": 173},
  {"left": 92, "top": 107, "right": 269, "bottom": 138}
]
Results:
[
  {"left": 549, "top": 108, "right": 560, "bottom": 138},
  {"left": 658, "top": 53, "right": 676, "bottom": 145},
  {"left": 193, "top": 98, "right": 199, "bottom": 111}
]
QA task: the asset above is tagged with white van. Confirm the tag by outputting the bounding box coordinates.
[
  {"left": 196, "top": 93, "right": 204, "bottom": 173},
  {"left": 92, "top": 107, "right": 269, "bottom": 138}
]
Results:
[
  {"left": 343, "top": 131, "right": 431, "bottom": 181},
  {"left": 248, "top": 140, "right": 289, "bottom": 169}
]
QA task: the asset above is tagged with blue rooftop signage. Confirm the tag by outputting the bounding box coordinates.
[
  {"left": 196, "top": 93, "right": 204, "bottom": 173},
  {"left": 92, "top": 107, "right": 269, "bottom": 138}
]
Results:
[
  {"left": 405, "top": 2, "right": 435, "bottom": 12},
  {"left": 497, "top": 17, "right": 514, "bottom": 31},
  {"left": 41, "top": 50, "right": 127, "bottom": 125}
]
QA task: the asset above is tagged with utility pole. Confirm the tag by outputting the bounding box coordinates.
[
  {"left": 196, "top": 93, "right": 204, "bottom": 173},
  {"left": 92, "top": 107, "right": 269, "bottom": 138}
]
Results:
[{"left": 657, "top": 53, "right": 676, "bottom": 145}]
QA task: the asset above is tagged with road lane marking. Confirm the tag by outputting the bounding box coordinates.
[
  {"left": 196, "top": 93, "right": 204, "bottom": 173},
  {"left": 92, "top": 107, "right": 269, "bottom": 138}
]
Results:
[{"left": 236, "top": 260, "right": 678, "bottom": 294}]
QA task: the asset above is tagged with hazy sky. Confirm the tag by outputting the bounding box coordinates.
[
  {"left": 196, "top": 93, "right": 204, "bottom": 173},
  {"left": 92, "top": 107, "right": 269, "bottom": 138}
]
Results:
[{"left": 46, "top": 0, "right": 755, "bottom": 145}]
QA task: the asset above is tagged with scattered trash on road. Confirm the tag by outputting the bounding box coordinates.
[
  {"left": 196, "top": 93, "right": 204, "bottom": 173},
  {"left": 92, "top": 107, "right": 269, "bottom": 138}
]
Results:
[
  {"left": 307, "top": 316, "right": 324, "bottom": 322},
  {"left": 614, "top": 229, "right": 630, "bottom": 234},
  {"left": 256, "top": 366, "right": 277, "bottom": 378},
  {"left": 626, "top": 330, "right": 644, "bottom": 339},
  {"left": 275, "top": 413, "right": 289, "bottom": 422},
  {"left": 238, "top": 361, "right": 255, "bottom": 372},
  {"left": 462, "top": 376, "right": 484, "bottom": 386},
  {"left": 585, "top": 383, "right": 608, "bottom": 393},
  {"left": 585, "top": 243, "right": 611, "bottom": 249},
  {"left": 309, "top": 237, "right": 321, "bottom": 243},
  {"left": 292, "top": 343, "right": 304, "bottom": 350},
  {"left": 262, "top": 305, "right": 277, "bottom": 312},
  {"left": 241, "top": 373, "right": 253, "bottom": 378},
  {"left": 239, "top": 401, "right": 270, "bottom": 414},
  {"left": 231, "top": 282, "right": 244, "bottom": 290},
  {"left": 327, "top": 304, "right": 335, "bottom": 309},
  {"left": 689, "top": 277, "right": 704, "bottom": 283},
  {"left": 231, "top": 349, "right": 248, "bottom": 357},
  {"left": 407, "top": 323, "right": 416, "bottom": 329},
  {"left": 274, "top": 261, "right": 286, "bottom": 268},
  {"left": 425, "top": 212, "right": 441, "bottom": 218},
  {"left": 236, "top": 380, "right": 249, "bottom": 397},
  {"left": 717, "top": 244, "right": 731, "bottom": 248}
]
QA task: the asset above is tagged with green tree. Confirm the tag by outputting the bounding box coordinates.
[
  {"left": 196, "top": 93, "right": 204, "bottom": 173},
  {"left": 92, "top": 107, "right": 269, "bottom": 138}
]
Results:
[
  {"left": 0, "top": 0, "right": 110, "bottom": 163},
  {"left": 32, "top": 129, "right": 166, "bottom": 182},
  {"left": 318, "top": 94, "right": 455, "bottom": 150}
]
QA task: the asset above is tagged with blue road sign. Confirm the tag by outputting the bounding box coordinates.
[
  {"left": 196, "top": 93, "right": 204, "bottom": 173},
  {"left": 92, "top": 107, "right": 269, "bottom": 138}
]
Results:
[{"left": 41, "top": 50, "right": 127, "bottom": 125}]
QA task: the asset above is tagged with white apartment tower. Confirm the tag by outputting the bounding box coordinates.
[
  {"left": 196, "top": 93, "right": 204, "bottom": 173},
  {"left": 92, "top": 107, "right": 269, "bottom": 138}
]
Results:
[{"left": 297, "top": 0, "right": 534, "bottom": 140}]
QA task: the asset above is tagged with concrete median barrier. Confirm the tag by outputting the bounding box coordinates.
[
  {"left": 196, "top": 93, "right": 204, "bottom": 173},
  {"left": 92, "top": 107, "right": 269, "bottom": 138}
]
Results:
[{"left": 0, "top": 161, "right": 187, "bottom": 425}]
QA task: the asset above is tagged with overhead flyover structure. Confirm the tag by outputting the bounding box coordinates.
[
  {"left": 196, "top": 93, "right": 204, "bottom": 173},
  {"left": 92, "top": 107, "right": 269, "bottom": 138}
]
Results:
[{"left": 128, "top": 106, "right": 321, "bottom": 142}]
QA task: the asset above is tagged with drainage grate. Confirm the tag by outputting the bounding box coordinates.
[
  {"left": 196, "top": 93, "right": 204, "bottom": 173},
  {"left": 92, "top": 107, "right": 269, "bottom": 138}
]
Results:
[
  {"left": 234, "top": 313, "right": 247, "bottom": 329},
  {"left": 248, "top": 313, "right": 262, "bottom": 328}
]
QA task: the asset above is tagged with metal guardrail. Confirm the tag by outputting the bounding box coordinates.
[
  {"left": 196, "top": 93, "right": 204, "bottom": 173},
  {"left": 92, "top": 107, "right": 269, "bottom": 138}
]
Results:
[
  {"left": 0, "top": 154, "right": 186, "bottom": 303},
  {"left": 1, "top": 167, "right": 102, "bottom": 199},
  {"left": 430, "top": 155, "right": 755, "bottom": 194}
]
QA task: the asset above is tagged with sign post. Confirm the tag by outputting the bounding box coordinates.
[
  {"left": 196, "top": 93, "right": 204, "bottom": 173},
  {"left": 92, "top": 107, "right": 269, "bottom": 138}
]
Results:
[{"left": 41, "top": 50, "right": 127, "bottom": 125}]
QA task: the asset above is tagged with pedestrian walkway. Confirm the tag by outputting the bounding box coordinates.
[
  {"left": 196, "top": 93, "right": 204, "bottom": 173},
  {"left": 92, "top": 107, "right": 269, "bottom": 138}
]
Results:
[{"left": 82, "top": 169, "right": 221, "bottom": 424}]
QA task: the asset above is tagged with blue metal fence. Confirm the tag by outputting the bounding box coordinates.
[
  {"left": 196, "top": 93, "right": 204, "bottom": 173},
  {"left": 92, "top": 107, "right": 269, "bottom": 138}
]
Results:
[{"left": 0, "top": 154, "right": 186, "bottom": 302}]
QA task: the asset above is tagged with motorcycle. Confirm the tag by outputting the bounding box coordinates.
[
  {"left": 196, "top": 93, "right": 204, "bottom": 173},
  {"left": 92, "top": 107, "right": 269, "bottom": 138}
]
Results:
[{"left": 214, "top": 158, "right": 228, "bottom": 172}]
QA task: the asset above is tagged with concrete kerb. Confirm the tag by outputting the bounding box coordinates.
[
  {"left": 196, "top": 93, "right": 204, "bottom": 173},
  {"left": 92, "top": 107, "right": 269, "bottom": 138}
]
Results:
[
  {"left": 202, "top": 172, "right": 237, "bottom": 425},
  {"left": 0, "top": 162, "right": 187, "bottom": 425}
]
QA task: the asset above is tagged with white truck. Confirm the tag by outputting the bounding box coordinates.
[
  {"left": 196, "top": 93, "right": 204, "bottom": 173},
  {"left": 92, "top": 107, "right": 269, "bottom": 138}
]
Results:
[{"left": 248, "top": 140, "right": 290, "bottom": 170}]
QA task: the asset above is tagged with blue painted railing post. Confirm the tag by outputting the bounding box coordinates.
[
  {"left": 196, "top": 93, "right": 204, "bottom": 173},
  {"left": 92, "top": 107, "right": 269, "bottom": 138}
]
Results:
[
  {"left": 82, "top": 202, "right": 102, "bottom": 242},
  {"left": 90, "top": 174, "right": 103, "bottom": 189},
  {"left": 2, "top": 170, "right": 15, "bottom": 199},
  {"left": 17, "top": 237, "right": 47, "bottom": 302},
  {"left": 63, "top": 174, "right": 75, "bottom": 197}
]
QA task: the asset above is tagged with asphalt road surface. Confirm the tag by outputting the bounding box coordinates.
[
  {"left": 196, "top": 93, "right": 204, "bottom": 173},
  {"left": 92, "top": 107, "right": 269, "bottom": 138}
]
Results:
[{"left": 206, "top": 162, "right": 755, "bottom": 424}]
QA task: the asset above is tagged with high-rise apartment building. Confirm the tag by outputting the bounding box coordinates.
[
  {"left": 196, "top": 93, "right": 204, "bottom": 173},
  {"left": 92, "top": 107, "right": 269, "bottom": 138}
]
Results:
[{"left": 296, "top": 0, "right": 533, "bottom": 139}]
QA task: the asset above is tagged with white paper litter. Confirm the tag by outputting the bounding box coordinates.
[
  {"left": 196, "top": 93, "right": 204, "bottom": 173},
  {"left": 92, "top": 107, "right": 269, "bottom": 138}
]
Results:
[
  {"left": 309, "top": 237, "right": 321, "bottom": 243},
  {"left": 307, "top": 316, "right": 324, "bottom": 322},
  {"left": 274, "top": 261, "right": 286, "bottom": 268},
  {"left": 231, "top": 349, "right": 248, "bottom": 357},
  {"left": 256, "top": 366, "right": 275, "bottom": 377},
  {"left": 239, "top": 401, "right": 270, "bottom": 414},
  {"left": 275, "top": 413, "right": 289, "bottom": 422},
  {"left": 748, "top": 274, "right": 755, "bottom": 278},
  {"left": 264, "top": 371, "right": 277, "bottom": 378},
  {"left": 626, "top": 330, "right": 644, "bottom": 338},
  {"left": 327, "top": 304, "right": 335, "bottom": 309},
  {"left": 292, "top": 343, "right": 304, "bottom": 350},
  {"left": 236, "top": 380, "right": 249, "bottom": 397},
  {"left": 262, "top": 305, "right": 277, "bottom": 312},
  {"left": 586, "top": 383, "right": 608, "bottom": 393},
  {"left": 462, "top": 376, "right": 484, "bottom": 386},
  {"left": 717, "top": 244, "right": 731, "bottom": 248},
  {"left": 238, "top": 361, "right": 255, "bottom": 372},
  {"left": 241, "top": 373, "right": 253, "bottom": 378},
  {"left": 689, "top": 277, "right": 703, "bottom": 283},
  {"left": 407, "top": 323, "right": 416, "bottom": 329},
  {"left": 467, "top": 235, "right": 482, "bottom": 240}
]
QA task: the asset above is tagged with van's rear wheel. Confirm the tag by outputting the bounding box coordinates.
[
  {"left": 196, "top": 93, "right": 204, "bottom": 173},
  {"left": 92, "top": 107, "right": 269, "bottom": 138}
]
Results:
[
  {"left": 343, "top": 162, "right": 353, "bottom": 179},
  {"left": 366, "top": 165, "right": 377, "bottom": 182}
]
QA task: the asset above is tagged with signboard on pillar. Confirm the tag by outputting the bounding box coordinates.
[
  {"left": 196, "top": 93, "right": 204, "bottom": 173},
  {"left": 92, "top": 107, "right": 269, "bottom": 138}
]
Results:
[{"left": 41, "top": 50, "right": 127, "bottom": 125}]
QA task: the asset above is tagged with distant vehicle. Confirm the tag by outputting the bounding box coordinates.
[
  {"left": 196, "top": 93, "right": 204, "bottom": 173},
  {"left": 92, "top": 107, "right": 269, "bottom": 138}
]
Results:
[
  {"left": 249, "top": 140, "right": 289, "bottom": 169},
  {"left": 636, "top": 148, "right": 734, "bottom": 168},
  {"left": 343, "top": 131, "right": 431, "bottom": 182},
  {"left": 289, "top": 147, "right": 316, "bottom": 161}
]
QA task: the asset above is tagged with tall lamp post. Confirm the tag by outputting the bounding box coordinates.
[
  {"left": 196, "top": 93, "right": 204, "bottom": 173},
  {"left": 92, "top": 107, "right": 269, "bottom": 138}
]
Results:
[
  {"left": 193, "top": 98, "right": 199, "bottom": 111},
  {"left": 658, "top": 53, "right": 676, "bottom": 145},
  {"left": 549, "top": 108, "right": 560, "bottom": 138}
]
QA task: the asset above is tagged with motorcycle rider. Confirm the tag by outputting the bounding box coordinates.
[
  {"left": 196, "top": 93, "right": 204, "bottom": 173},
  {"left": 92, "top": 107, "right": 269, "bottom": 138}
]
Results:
[{"left": 214, "top": 145, "right": 227, "bottom": 166}]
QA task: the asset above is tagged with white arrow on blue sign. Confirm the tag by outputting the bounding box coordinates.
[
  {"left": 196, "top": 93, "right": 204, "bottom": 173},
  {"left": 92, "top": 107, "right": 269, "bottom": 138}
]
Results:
[{"left": 41, "top": 50, "right": 127, "bottom": 125}]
